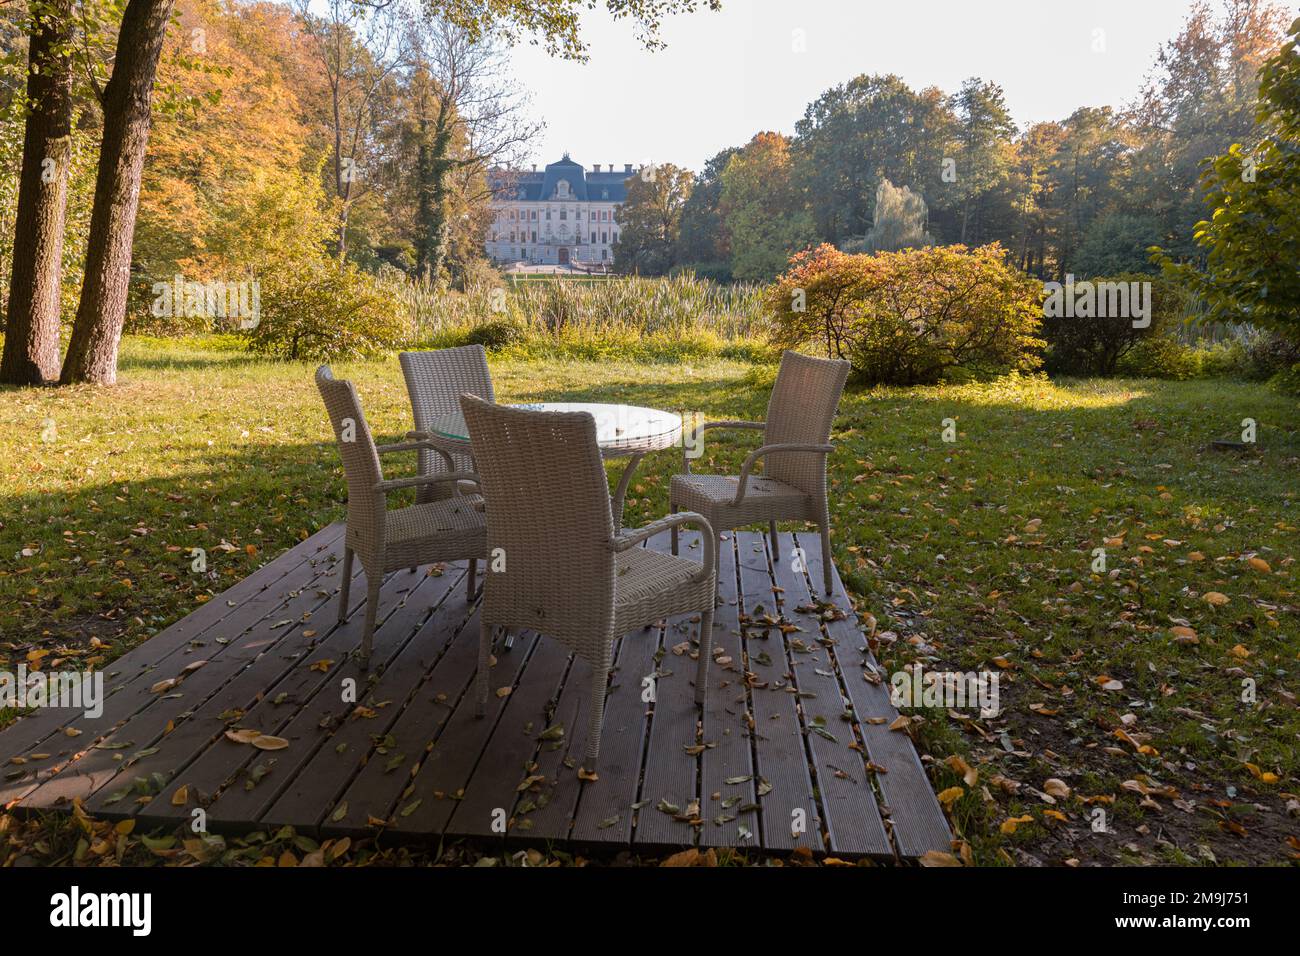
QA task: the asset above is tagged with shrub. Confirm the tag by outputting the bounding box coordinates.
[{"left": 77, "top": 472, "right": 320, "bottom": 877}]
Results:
[
  {"left": 1042, "top": 272, "right": 1192, "bottom": 376},
  {"left": 462, "top": 318, "right": 525, "bottom": 351},
  {"left": 1116, "top": 335, "right": 1200, "bottom": 379},
  {"left": 767, "top": 243, "right": 1043, "bottom": 385},
  {"left": 243, "top": 261, "right": 405, "bottom": 362}
]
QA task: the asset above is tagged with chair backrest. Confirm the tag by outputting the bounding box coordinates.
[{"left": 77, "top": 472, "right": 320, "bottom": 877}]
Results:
[
  {"left": 399, "top": 346, "right": 495, "bottom": 475},
  {"left": 459, "top": 394, "right": 616, "bottom": 639},
  {"left": 763, "top": 350, "right": 851, "bottom": 494},
  {"left": 315, "top": 366, "right": 384, "bottom": 545}
]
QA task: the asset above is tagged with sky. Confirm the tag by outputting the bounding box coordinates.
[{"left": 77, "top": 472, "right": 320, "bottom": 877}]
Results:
[{"left": 504, "top": 0, "right": 1205, "bottom": 172}]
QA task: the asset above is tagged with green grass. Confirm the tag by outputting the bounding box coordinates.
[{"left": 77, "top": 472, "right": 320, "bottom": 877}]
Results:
[{"left": 1, "top": 336, "right": 1297, "bottom": 866}]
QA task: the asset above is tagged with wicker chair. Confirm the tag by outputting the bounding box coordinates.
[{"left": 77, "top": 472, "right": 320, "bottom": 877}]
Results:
[
  {"left": 399, "top": 345, "right": 495, "bottom": 505},
  {"left": 670, "top": 350, "right": 850, "bottom": 596},
  {"left": 315, "top": 366, "right": 487, "bottom": 668},
  {"left": 459, "top": 394, "right": 717, "bottom": 770}
]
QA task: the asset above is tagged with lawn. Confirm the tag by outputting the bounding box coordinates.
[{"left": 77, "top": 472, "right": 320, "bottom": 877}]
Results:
[{"left": 1, "top": 335, "right": 1297, "bottom": 866}]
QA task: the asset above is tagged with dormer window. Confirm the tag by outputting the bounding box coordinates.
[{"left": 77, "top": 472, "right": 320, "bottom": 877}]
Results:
[{"left": 556, "top": 180, "right": 570, "bottom": 199}]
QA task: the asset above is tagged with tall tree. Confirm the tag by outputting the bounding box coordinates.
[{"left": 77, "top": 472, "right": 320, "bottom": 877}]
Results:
[
  {"left": 404, "top": 15, "right": 537, "bottom": 282},
  {"left": 297, "top": 0, "right": 409, "bottom": 262},
  {"left": 1, "top": 0, "right": 73, "bottom": 385},
  {"left": 675, "top": 145, "right": 737, "bottom": 265},
  {"left": 613, "top": 162, "right": 692, "bottom": 274},
  {"left": 721, "top": 131, "right": 817, "bottom": 282},
  {"left": 59, "top": 0, "right": 177, "bottom": 385},
  {"left": 948, "top": 77, "right": 1016, "bottom": 245}
]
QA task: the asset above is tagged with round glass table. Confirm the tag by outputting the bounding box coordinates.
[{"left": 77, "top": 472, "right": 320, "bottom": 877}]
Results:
[{"left": 424, "top": 402, "right": 682, "bottom": 531}]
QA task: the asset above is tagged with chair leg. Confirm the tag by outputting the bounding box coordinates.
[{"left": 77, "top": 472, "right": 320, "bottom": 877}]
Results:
[
  {"left": 467, "top": 558, "right": 477, "bottom": 602},
  {"left": 820, "top": 523, "right": 834, "bottom": 597},
  {"left": 359, "top": 574, "right": 382, "bottom": 669},
  {"left": 769, "top": 520, "right": 780, "bottom": 560},
  {"left": 475, "top": 619, "right": 492, "bottom": 717},
  {"left": 670, "top": 507, "right": 679, "bottom": 555},
  {"left": 338, "top": 547, "right": 354, "bottom": 623},
  {"left": 695, "top": 606, "right": 714, "bottom": 707},
  {"left": 583, "top": 662, "right": 610, "bottom": 771}
]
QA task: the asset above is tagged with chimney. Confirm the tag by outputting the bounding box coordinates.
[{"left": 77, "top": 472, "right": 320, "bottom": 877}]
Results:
[
  {"left": 624, "top": 163, "right": 633, "bottom": 174},
  {"left": 531, "top": 164, "right": 537, "bottom": 172},
  {"left": 592, "top": 164, "right": 601, "bottom": 173}
]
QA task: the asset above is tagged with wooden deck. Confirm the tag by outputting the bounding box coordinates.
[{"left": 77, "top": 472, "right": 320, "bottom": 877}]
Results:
[{"left": 0, "top": 524, "right": 950, "bottom": 861}]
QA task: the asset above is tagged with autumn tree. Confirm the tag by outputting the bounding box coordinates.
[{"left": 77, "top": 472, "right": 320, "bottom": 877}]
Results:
[
  {"left": 721, "top": 132, "right": 816, "bottom": 282},
  {"left": 613, "top": 162, "right": 692, "bottom": 275}
]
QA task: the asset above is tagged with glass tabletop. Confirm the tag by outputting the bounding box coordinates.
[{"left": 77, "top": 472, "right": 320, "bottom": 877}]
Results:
[{"left": 426, "top": 402, "right": 682, "bottom": 454}]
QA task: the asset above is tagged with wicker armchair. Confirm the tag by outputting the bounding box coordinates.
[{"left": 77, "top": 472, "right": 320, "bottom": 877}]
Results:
[
  {"left": 315, "top": 366, "right": 487, "bottom": 668},
  {"left": 399, "top": 346, "right": 495, "bottom": 505},
  {"left": 459, "top": 394, "right": 717, "bottom": 770},
  {"left": 670, "top": 350, "right": 850, "bottom": 596}
]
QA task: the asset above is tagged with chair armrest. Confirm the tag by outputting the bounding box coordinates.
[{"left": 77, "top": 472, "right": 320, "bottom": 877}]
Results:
[
  {"left": 734, "top": 443, "right": 833, "bottom": 505},
  {"left": 613, "top": 512, "right": 716, "bottom": 584},
  {"left": 683, "top": 419, "right": 766, "bottom": 475},
  {"left": 381, "top": 437, "right": 456, "bottom": 472},
  {"left": 375, "top": 471, "right": 481, "bottom": 495}
]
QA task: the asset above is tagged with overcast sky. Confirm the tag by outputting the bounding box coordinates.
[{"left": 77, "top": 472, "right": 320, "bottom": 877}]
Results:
[{"left": 504, "top": 0, "right": 1204, "bottom": 172}]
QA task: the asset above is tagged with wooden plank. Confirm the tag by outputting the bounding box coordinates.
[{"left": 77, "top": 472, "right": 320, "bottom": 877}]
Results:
[
  {"left": 137, "top": 566, "right": 463, "bottom": 827},
  {"left": 567, "top": 535, "right": 673, "bottom": 846},
  {"left": 323, "top": 627, "right": 540, "bottom": 836},
  {"left": 258, "top": 573, "right": 479, "bottom": 831},
  {"left": 12, "top": 552, "right": 359, "bottom": 811},
  {"left": 631, "top": 531, "right": 703, "bottom": 851},
  {"left": 0, "top": 525, "right": 345, "bottom": 765},
  {"left": 795, "top": 531, "right": 951, "bottom": 859},
  {"left": 443, "top": 633, "right": 574, "bottom": 841},
  {"left": 769, "top": 533, "right": 891, "bottom": 857},
  {"left": 734, "top": 532, "right": 820, "bottom": 853},
  {"left": 697, "top": 533, "right": 758, "bottom": 850}
]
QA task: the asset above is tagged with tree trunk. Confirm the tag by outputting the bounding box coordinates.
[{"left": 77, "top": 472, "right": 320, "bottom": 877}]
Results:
[
  {"left": 59, "top": 0, "right": 176, "bottom": 385},
  {"left": 0, "top": 1, "right": 74, "bottom": 385}
]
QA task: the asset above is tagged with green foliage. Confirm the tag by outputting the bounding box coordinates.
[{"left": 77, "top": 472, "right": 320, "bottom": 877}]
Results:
[
  {"left": 462, "top": 317, "right": 525, "bottom": 350},
  {"left": 613, "top": 163, "right": 693, "bottom": 275},
  {"left": 243, "top": 261, "right": 405, "bottom": 361},
  {"left": 1154, "top": 17, "right": 1300, "bottom": 340},
  {"left": 767, "top": 243, "right": 1044, "bottom": 385},
  {"left": 1071, "top": 212, "right": 1162, "bottom": 277},
  {"left": 720, "top": 132, "right": 818, "bottom": 282},
  {"left": 1042, "top": 272, "right": 1191, "bottom": 376}
]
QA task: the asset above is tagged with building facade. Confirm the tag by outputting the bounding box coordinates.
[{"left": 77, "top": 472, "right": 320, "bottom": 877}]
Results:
[{"left": 486, "top": 154, "right": 633, "bottom": 267}]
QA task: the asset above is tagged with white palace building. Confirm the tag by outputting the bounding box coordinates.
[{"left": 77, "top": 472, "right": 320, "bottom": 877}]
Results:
[{"left": 486, "top": 154, "right": 634, "bottom": 268}]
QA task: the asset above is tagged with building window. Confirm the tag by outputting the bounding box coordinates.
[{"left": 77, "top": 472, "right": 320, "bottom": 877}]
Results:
[
  {"left": 545, "top": 209, "right": 551, "bottom": 220},
  {"left": 560, "top": 210, "right": 567, "bottom": 221},
  {"left": 591, "top": 232, "right": 596, "bottom": 243},
  {"left": 532, "top": 231, "right": 537, "bottom": 242},
  {"left": 601, "top": 232, "right": 607, "bottom": 243}
]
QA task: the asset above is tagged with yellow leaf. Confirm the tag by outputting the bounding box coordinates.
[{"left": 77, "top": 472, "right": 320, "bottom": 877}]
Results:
[
  {"left": 1203, "top": 591, "right": 1229, "bottom": 606},
  {"left": 1247, "top": 557, "right": 1271, "bottom": 573},
  {"left": 937, "top": 786, "right": 965, "bottom": 809},
  {"left": 1000, "top": 814, "right": 1033, "bottom": 835},
  {"left": 172, "top": 785, "right": 189, "bottom": 806},
  {"left": 251, "top": 734, "right": 289, "bottom": 750}
]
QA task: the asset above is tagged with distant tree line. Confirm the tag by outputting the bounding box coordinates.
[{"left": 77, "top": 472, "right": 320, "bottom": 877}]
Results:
[{"left": 613, "top": 0, "right": 1293, "bottom": 284}]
